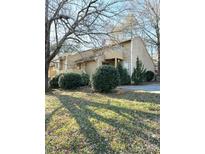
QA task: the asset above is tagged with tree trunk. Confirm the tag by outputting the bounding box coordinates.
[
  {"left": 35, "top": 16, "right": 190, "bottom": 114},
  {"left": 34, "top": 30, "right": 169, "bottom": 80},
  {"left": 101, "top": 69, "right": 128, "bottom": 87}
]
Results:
[
  {"left": 45, "top": 23, "right": 50, "bottom": 92},
  {"left": 156, "top": 23, "right": 160, "bottom": 81},
  {"left": 157, "top": 44, "right": 160, "bottom": 81},
  {"left": 45, "top": 61, "right": 49, "bottom": 92}
]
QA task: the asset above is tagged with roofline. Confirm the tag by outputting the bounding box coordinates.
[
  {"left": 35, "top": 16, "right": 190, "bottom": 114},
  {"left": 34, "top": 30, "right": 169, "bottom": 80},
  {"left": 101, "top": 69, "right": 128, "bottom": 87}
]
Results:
[
  {"left": 60, "top": 39, "right": 131, "bottom": 57},
  {"left": 79, "top": 39, "right": 131, "bottom": 53}
]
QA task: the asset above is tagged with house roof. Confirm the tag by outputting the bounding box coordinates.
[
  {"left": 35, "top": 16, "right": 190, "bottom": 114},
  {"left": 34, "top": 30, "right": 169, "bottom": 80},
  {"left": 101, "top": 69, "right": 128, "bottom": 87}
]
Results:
[
  {"left": 79, "top": 39, "right": 131, "bottom": 53},
  {"left": 53, "top": 39, "right": 131, "bottom": 63},
  {"left": 63, "top": 39, "right": 131, "bottom": 57},
  {"left": 72, "top": 39, "right": 131, "bottom": 64}
]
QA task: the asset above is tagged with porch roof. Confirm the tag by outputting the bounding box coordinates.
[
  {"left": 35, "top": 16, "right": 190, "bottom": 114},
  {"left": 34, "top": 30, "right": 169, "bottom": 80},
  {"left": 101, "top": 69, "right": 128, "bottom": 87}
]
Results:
[{"left": 74, "top": 56, "right": 96, "bottom": 64}]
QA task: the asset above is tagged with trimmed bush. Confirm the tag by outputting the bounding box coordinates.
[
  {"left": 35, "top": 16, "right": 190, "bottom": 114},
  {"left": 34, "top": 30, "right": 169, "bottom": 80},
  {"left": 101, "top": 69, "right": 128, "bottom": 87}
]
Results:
[
  {"left": 81, "top": 73, "right": 90, "bottom": 86},
  {"left": 49, "top": 74, "right": 62, "bottom": 89},
  {"left": 117, "top": 63, "right": 131, "bottom": 85},
  {"left": 58, "top": 73, "right": 82, "bottom": 89},
  {"left": 145, "top": 71, "right": 155, "bottom": 82},
  {"left": 132, "top": 57, "right": 147, "bottom": 84},
  {"left": 92, "top": 65, "right": 120, "bottom": 92},
  {"left": 122, "top": 69, "right": 131, "bottom": 85}
]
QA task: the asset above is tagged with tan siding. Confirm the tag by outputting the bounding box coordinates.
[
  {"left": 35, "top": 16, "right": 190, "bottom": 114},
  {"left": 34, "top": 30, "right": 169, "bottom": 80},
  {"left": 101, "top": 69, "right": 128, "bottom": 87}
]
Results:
[
  {"left": 85, "top": 61, "right": 97, "bottom": 75},
  {"left": 48, "top": 66, "right": 57, "bottom": 78},
  {"left": 131, "top": 37, "right": 155, "bottom": 74}
]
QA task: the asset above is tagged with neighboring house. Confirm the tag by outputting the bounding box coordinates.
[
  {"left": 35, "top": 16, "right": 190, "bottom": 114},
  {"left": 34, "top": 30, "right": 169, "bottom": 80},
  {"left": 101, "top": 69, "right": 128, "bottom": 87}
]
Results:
[{"left": 48, "top": 37, "right": 155, "bottom": 78}]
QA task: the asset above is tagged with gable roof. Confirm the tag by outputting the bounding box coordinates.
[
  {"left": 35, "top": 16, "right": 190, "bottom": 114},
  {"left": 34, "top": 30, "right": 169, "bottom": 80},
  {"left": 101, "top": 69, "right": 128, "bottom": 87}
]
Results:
[{"left": 64, "top": 39, "right": 131, "bottom": 56}]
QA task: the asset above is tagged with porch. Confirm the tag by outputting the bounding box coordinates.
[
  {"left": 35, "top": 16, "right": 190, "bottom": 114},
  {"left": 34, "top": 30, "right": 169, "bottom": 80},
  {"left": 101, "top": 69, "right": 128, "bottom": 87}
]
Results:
[{"left": 102, "top": 58, "right": 122, "bottom": 68}]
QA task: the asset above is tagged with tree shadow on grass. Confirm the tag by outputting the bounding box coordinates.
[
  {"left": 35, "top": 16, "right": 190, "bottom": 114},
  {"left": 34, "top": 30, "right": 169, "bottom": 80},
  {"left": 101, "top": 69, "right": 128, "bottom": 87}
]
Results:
[
  {"left": 45, "top": 106, "right": 63, "bottom": 131},
  {"left": 58, "top": 95, "right": 115, "bottom": 154},
  {"left": 79, "top": 103, "right": 160, "bottom": 147},
  {"left": 103, "top": 91, "right": 160, "bottom": 104},
  {"left": 55, "top": 94, "right": 160, "bottom": 153}
]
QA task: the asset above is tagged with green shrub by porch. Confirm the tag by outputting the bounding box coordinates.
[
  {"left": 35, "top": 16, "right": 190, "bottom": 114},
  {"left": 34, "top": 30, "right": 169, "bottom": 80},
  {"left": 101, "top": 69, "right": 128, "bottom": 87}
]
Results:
[
  {"left": 145, "top": 71, "right": 155, "bottom": 81},
  {"left": 117, "top": 63, "right": 131, "bottom": 85},
  {"left": 92, "top": 65, "right": 120, "bottom": 92},
  {"left": 81, "top": 73, "right": 90, "bottom": 86},
  {"left": 132, "top": 57, "right": 147, "bottom": 84},
  {"left": 49, "top": 74, "right": 62, "bottom": 89},
  {"left": 58, "top": 73, "right": 82, "bottom": 89}
]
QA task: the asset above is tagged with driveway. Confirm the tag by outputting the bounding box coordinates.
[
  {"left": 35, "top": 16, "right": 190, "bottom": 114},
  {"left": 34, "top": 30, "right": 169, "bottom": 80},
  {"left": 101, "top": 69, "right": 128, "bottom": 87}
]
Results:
[{"left": 118, "top": 83, "right": 160, "bottom": 93}]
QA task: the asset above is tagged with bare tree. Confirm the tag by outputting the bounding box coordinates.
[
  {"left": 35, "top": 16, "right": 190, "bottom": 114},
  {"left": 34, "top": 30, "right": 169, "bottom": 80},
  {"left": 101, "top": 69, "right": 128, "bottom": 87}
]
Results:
[
  {"left": 127, "top": 0, "right": 160, "bottom": 78},
  {"left": 107, "top": 0, "right": 160, "bottom": 79},
  {"left": 45, "top": 0, "right": 126, "bottom": 91}
]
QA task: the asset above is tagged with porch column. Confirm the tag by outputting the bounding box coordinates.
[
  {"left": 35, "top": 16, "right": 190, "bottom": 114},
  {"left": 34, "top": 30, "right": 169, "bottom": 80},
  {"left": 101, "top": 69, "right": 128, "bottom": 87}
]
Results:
[
  {"left": 82, "top": 63, "right": 86, "bottom": 73},
  {"left": 97, "top": 57, "right": 102, "bottom": 67},
  {"left": 114, "top": 58, "right": 117, "bottom": 68}
]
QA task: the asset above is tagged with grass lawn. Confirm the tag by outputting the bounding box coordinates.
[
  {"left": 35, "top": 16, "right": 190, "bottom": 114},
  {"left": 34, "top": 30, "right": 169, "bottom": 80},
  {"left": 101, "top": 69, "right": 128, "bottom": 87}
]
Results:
[{"left": 45, "top": 88, "right": 160, "bottom": 154}]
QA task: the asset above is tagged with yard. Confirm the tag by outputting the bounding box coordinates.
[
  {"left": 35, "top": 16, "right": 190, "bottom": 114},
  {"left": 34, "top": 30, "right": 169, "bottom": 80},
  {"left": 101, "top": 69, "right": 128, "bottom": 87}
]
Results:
[{"left": 45, "top": 88, "right": 160, "bottom": 154}]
